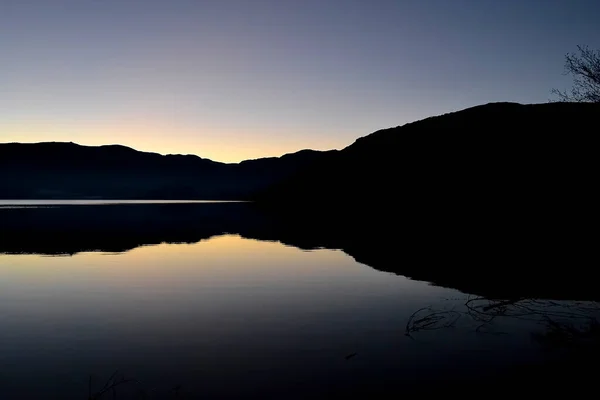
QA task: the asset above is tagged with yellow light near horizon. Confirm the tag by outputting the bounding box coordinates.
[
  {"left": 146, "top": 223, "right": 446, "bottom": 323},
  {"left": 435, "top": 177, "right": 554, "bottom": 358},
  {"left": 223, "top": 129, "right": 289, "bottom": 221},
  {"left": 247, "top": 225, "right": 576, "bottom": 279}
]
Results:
[
  {"left": 0, "top": 235, "right": 353, "bottom": 293},
  {"left": 0, "top": 120, "right": 341, "bottom": 163}
]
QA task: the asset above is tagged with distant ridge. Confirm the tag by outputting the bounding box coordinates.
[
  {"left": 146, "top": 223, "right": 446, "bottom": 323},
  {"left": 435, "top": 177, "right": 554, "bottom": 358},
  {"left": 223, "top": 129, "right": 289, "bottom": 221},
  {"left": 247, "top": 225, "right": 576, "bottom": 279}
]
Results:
[
  {"left": 0, "top": 141, "right": 335, "bottom": 199},
  {"left": 2, "top": 141, "right": 329, "bottom": 165},
  {"left": 2, "top": 101, "right": 598, "bottom": 203}
]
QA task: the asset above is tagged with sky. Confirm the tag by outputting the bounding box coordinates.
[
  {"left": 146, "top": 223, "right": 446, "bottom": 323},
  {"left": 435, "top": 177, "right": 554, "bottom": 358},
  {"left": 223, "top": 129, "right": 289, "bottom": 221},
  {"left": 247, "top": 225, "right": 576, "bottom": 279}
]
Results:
[{"left": 2, "top": 0, "right": 599, "bottom": 162}]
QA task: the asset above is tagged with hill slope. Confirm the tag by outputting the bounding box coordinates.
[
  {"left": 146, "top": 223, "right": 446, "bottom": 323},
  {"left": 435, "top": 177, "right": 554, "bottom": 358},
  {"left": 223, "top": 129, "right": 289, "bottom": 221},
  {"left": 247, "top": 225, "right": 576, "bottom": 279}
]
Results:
[{"left": 257, "top": 102, "right": 598, "bottom": 212}]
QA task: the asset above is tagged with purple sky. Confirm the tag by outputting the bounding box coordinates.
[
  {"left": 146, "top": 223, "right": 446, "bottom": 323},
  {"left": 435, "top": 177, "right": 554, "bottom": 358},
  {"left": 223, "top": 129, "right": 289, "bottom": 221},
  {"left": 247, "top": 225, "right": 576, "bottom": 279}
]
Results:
[{"left": 2, "top": 0, "right": 599, "bottom": 162}]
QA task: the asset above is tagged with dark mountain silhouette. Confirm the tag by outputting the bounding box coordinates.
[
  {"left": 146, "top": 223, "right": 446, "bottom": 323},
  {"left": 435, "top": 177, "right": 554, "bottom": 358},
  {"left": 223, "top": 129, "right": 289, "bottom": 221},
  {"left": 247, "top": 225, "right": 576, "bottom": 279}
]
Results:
[
  {"left": 0, "top": 202, "right": 597, "bottom": 302},
  {"left": 2, "top": 102, "right": 597, "bottom": 298},
  {"left": 3, "top": 102, "right": 596, "bottom": 204},
  {"left": 0, "top": 142, "right": 335, "bottom": 199},
  {"left": 257, "top": 102, "right": 598, "bottom": 210},
  {"left": 256, "top": 102, "right": 598, "bottom": 277}
]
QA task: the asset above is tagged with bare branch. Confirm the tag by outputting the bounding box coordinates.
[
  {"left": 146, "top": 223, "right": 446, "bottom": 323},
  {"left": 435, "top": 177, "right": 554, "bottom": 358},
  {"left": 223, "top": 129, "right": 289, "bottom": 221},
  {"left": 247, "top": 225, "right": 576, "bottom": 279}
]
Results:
[{"left": 552, "top": 45, "right": 600, "bottom": 103}]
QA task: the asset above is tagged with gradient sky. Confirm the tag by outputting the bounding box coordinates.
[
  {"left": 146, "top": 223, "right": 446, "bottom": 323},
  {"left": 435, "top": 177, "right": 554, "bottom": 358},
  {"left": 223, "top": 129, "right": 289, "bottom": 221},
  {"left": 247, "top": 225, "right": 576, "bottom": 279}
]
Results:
[{"left": 2, "top": 0, "right": 599, "bottom": 162}]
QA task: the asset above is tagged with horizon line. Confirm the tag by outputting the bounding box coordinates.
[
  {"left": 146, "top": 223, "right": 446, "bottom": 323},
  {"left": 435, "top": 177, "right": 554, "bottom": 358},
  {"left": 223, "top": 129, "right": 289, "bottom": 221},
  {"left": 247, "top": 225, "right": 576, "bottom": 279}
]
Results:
[
  {"left": 1, "top": 101, "right": 555, "bottom": 164},
  {"left": 0, "top": 140, "right": 342, "bottom": 165}
]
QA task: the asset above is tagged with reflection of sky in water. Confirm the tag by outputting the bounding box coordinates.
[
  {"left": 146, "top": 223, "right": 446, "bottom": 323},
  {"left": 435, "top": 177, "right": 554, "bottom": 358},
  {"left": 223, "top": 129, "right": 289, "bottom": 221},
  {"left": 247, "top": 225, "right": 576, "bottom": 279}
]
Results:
[
  {"left": 0, "top": 199, "right": 242, "bottom": 208},
  {"left": 0, "top": 235, "right": 595, "bottom": 399}
]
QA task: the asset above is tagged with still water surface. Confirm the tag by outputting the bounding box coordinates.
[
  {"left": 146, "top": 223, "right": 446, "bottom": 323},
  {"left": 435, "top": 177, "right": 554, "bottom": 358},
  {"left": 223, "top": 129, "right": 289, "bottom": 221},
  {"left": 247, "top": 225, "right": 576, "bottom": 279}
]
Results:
[
  {"left": 0, "top": 203, "right": 597, "bottom": 398},
  {"left": 0, "top": 199, "right": 241, "bottom": 208}
]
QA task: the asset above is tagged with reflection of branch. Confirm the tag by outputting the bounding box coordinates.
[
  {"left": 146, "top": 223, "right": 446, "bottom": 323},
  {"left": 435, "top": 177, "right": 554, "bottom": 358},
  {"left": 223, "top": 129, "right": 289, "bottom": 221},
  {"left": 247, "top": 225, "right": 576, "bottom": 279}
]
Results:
[
  {"left": 88, "top": 370, "right": 137, "bottom": 400},
  {"left": 405, "top": 306, "right": 461, "bottom": 338},
  {"left": 534, "top": 316, "right": 600, "bottom": 352},
  {"left": 87, "top": 371, "right": 187, "bottom": 399},
  {"left": 406, "top": 296, "right": 600, "bottom": 346}
]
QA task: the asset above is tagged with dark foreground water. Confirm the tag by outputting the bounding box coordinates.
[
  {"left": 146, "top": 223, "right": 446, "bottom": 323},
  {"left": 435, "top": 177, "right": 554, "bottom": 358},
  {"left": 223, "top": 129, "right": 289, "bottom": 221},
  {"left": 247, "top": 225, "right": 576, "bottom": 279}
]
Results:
[{"left": 0, "top": 202, "right": 598, "bottom": 399}]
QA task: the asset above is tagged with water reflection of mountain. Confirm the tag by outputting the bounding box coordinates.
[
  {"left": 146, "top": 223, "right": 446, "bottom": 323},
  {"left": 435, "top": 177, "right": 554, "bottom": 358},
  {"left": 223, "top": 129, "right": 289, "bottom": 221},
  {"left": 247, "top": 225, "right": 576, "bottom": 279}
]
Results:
[{"left": 1, "top": 202, "right": 595, "bottom": 301}]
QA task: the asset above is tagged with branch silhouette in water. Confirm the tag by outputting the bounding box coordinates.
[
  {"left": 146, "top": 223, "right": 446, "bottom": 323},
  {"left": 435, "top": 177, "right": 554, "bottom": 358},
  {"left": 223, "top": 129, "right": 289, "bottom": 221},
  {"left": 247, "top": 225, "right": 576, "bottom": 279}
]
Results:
[
  {"left": 87, "top": 370, "right": 187, "bottom": 399},
  {"left": 405, "top": 296, "right": 600, "bottom": 346}
]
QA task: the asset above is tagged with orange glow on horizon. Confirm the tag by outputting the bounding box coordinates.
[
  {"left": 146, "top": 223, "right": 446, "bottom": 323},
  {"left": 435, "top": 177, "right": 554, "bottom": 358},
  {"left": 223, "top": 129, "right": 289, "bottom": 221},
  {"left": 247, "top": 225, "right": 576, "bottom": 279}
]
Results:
[
  {"left": 0, "top": 119, "right": 343, "bottom": 163},
  {"left": 0, "top": 235, "right": 354, "bottom": 291}
]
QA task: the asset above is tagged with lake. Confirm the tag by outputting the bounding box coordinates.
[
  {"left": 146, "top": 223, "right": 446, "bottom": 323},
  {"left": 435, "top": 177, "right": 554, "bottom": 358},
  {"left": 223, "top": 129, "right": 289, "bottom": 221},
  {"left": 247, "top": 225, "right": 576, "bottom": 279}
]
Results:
[
  {"left": 0, "top": 201, "right": 597, "bottom": 398},
  {"left": 0, "top": 199, "right": 242, "bottom": 208}
]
